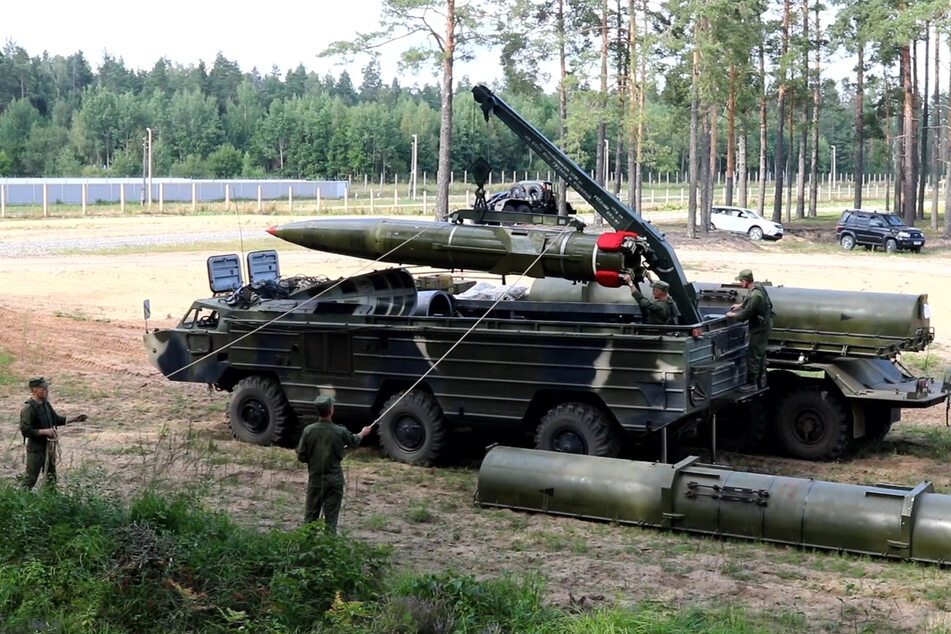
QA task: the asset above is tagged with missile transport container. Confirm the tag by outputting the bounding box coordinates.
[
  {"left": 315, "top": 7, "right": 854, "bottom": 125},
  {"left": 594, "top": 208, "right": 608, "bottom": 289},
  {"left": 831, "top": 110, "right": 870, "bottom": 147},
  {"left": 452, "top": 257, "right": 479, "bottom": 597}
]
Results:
[{"left": 145, "top": 254, "right": 750, "bottom": 464}]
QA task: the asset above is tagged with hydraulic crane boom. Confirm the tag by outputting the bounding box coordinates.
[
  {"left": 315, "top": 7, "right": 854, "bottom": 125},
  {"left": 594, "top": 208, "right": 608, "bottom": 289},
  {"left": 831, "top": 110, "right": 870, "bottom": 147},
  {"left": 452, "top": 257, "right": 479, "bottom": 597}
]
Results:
[{"left": 472, "top": 85, "right": 701, "bottom": 323}]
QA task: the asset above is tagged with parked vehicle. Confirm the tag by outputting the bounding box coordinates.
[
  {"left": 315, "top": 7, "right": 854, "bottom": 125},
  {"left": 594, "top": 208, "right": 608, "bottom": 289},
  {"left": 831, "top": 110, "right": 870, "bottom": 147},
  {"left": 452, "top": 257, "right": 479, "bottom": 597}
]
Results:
[
  {"left": 485, "top": 180, "right": 571, "bottom": 214},
  {"left": 835, "top": 209, "right": 925, "bottom": 253},
  {"left": 709, "top": 206, "right": 784, "bottom": 241}
]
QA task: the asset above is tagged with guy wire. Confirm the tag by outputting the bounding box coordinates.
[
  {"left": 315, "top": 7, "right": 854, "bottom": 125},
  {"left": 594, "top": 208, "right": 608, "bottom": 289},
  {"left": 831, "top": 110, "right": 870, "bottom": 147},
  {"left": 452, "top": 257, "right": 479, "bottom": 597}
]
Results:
[{"left": 369, "top": 222, "right": 578, "bottom": 428}]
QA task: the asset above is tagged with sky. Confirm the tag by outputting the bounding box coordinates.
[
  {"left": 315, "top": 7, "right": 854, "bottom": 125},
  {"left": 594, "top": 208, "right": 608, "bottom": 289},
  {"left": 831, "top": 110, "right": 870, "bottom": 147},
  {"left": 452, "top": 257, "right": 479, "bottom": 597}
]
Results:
[
  {"left": 5, "top": 1, "right": 943, "bottom": 93},
  {"left": 3, "top": 0, "right": 505, "bottom": 88}
]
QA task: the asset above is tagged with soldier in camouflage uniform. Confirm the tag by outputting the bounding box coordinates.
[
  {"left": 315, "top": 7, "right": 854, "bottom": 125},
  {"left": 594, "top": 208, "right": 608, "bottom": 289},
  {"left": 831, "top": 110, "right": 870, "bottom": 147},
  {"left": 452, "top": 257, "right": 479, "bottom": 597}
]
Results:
[
  {"left": 727, "top": 269, "right": 774, "bottom": 391},
  {"left": 621, "top": 274, "right": 676, "bottom": 325},
  {"left": 296, "top": 394, "right": 372, "bottom": 534},
  {"left": 19, "top": 377, "right": 87, "bottom": 489}
]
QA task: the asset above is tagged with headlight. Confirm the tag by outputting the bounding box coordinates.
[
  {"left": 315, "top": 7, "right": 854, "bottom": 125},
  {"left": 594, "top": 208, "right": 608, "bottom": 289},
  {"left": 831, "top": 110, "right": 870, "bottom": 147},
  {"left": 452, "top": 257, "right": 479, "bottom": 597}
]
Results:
[{"left": 898, "top": 231, "right": 910, "bottom": 238}]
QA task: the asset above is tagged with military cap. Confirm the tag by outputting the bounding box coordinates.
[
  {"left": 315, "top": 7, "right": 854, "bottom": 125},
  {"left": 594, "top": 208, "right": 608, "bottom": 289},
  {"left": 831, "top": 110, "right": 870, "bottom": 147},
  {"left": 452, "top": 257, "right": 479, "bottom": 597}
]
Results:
[
  {"left": 28, "top": 377, "right": 49, "bottom": 389},
  {"left": 652, "top": 280, "right": 670, "bottom": 291},
  {"left": 314, "top": 394, "right": 335, "bottom": 407},
  {"left": 735, "top": 269, "right": 754, "bottom": 282}
]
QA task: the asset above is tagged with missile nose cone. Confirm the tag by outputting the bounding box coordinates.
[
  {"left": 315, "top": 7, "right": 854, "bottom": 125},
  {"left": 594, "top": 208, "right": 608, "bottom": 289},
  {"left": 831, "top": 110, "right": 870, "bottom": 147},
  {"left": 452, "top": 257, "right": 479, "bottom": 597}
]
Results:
[{"left": 267, "top": 225, "right": 278, "bottom": 236}]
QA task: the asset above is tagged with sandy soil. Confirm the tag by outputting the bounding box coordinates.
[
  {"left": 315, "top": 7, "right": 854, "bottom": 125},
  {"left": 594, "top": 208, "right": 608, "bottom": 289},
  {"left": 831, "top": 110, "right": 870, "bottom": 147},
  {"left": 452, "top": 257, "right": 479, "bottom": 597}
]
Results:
[{"left": 2, "top": 214, "right": 951, "bottom": 631}]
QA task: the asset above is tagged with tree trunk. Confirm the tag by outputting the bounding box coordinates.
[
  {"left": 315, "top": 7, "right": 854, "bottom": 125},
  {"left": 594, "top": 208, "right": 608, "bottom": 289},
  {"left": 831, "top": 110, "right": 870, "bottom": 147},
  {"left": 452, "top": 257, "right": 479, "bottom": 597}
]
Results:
[
  {"left": 902, "top": 43, "right": 916, "bottom": 224},
  {"left": 772, "top": 0, "right": 790, "bottom": 224},
  {"left": 808, "top": 3, "right": 820, "bottom": 217},
  {"left": 435, "top": 0, "right": 455, "bottom": 221},
  {"left": 796, "top": 104, "right": 807, "bottom": 219},
  {"left": 708, "top": 103, "right": 718, "bottom": 227},
  {"left": 595, "top": 0, "right": 608, "bottom": 190},
  {"left": 557, "top": 0, "right": 568, "bottom": 216},
  {"left": 945, "top": 28, "right": 951, "bottom": 237},
  {"left": 626, "top": 0, "right": 637, "bottom": 208},
  {"left": 932, "top": 24, "right": 940, "bottom": 231},
  {"left": 636, "top": 0, "right": 646, "bottom": 212},
  {"left": 738, "top": 122, "right": 749, "bottom": 208},
  {"left": 918, "top": 28, "right": 929, "bottom": 222},
  {"left": 688, "top": 45, "right": 700, "bottom": 238},
  {"left": 795, "top": 0, "right": 809, "bottom": 219},
  {"left": 758, "top": 43, "right": 768, "bottom": 216},
  {"left": 786, "top": 101, "right": 794, "bottom": 222},
  {"left": 700, "top": 105, "right": 712, "bottom": 232},
  {"left": 854, "top": 42, "right": 865, "bottom": 209},
  {"left": 726, "top": 66, "right": 737, "bottom": 206}
]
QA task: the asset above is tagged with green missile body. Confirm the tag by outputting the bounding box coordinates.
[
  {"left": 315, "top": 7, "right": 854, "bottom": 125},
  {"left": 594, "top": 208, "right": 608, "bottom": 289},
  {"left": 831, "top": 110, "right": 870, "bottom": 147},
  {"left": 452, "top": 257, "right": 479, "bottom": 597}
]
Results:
[
  {"left": 268, "top": 218, "right": 649, "bottom": 289},
  {"left": 477, "top": 446, "right": 951, "bottom": 564}
]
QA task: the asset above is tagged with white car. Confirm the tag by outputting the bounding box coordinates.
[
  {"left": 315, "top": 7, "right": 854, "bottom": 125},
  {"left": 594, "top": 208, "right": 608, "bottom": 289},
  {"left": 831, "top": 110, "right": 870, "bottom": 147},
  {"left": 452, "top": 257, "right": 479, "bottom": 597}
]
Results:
[{"left": 709, "top": 206, "right": 784, "bottom": 241}]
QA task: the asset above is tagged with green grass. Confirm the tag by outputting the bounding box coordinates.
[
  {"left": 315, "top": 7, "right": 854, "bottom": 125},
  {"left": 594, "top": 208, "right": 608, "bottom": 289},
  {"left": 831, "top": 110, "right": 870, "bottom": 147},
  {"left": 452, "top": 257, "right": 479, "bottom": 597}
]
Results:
[
  {"left": 0, "top": 349, "right": 17, "bottom": 386},
  {"left": 0, "top": 483, "right": 799, "bottom": 633}
]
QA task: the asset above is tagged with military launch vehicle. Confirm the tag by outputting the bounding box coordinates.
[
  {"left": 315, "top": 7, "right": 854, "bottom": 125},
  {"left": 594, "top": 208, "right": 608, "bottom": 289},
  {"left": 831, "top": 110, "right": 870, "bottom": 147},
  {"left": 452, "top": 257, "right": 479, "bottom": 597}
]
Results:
[{"left": 145, "top": 86, "right": 949, "bottom": 463}]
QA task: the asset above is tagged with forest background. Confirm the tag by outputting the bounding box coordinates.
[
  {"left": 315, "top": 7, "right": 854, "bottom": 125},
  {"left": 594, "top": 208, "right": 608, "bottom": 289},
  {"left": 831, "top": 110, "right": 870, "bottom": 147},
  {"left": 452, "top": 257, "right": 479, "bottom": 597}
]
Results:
[{"left": 0, "top": 0, "right": 949, "bottom": 230}]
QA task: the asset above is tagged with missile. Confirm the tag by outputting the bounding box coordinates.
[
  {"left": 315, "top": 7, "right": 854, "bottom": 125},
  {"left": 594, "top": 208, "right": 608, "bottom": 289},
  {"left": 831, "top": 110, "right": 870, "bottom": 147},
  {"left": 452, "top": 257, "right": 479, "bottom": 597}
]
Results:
[
  {"left": 477, "top": 446, "right": 951, "bottom": 564},
  {"left": 267, "top": 218, "right": 648, "bottom": 288}
]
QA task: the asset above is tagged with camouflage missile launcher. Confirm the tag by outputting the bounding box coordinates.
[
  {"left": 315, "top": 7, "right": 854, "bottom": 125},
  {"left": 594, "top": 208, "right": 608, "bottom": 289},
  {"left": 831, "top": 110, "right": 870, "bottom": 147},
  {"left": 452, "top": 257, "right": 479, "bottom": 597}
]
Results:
[{"left": 145, "top": 250, "right": 750, "bottom": 464}]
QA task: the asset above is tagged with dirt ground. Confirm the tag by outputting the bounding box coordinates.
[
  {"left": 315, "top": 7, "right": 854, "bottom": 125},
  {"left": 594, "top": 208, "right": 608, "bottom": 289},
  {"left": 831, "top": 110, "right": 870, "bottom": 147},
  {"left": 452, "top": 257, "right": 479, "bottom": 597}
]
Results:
[{"left": 3, "top": 214, "right": 951, "bottom": 631}]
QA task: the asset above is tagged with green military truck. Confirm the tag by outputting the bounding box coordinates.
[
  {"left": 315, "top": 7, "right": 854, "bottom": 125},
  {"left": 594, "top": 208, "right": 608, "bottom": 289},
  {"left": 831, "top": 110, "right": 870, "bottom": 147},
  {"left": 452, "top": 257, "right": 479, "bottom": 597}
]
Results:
[{"left": 145, "top": 259, "right": 749, "bottom": 464}]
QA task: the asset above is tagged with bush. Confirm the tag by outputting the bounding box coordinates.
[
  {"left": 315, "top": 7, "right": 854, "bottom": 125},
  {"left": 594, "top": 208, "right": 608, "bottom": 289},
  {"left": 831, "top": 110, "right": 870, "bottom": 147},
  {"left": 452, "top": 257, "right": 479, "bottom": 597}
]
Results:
[{"left": 0, "top": 484, "right": 389, "bottom": 632}]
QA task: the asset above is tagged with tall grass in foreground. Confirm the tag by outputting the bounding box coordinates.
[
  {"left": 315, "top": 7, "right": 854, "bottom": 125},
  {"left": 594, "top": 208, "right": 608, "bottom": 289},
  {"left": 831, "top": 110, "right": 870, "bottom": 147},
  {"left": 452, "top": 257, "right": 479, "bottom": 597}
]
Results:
[{"left": 0, "top": 483, "right": 777, "bottom": 633}]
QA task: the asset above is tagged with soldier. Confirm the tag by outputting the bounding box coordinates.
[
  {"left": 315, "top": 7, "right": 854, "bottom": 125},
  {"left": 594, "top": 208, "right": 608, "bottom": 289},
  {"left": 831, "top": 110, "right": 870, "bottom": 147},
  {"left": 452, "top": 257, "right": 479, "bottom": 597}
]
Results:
[
  {"left": 19, "top": 377, "right": 87, "bottom": 489},
  {"left": 726, "top": 269, "right": 774, "bottom": 391},
  {"left": 621, "top": 274, "right": 676, "bottom": 325},
  {"left": 295, "top": 394, "right": 372, "bottom": 534}
]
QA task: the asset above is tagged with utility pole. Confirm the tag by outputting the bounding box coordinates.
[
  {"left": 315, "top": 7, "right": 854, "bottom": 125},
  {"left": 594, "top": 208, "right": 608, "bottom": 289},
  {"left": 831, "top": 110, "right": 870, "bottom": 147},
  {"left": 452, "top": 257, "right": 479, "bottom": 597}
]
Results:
[
  {"left": 146, "top": 127, "right": 153, "bottom": 207},
  {"left": 830, "top": 145, "right": 836, "bottom": 201},
  {"left": 411, "top": 134, "right": 418, "bottom": 201}
]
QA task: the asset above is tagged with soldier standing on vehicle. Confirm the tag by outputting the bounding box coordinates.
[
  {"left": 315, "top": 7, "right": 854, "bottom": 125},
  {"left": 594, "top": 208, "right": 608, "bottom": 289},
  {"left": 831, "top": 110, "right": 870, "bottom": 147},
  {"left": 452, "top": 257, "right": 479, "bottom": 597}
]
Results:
[
  {"left": 621, "top": 274, "right": 676, "bottom": 325},
  {"left": 726, "top": 269, "right": 774, "bottom": 391},
  {"left": 19, "top": 377, "right": 87, "bottom": 489},
  {"left": 296, "top": 394, "right": 372, "bottom": 534}
]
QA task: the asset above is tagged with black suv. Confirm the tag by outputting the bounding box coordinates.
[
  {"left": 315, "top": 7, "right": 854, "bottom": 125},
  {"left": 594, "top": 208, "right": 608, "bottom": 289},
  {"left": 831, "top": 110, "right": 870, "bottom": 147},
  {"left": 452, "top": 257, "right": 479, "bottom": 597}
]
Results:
[{"left": 835, "top": 209, "right": 925, "bottom": 253}]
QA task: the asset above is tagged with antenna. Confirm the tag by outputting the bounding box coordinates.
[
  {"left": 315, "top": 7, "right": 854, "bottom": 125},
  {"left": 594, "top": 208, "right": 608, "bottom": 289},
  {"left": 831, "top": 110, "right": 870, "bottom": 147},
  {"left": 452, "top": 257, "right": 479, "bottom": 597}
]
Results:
[{"left": 142, "top": 298, "right": 151, "bottom": 333}]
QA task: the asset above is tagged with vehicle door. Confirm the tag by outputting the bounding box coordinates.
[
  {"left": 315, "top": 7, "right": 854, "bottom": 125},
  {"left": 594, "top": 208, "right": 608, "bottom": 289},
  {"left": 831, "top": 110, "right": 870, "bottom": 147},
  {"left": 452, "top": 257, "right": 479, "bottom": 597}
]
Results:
[
  {"left": 710, "top": 207, "right": 729, "bottom": 231},
  {"left": 867, "top": 215, "right": 887, "bottom": 246},
  {"left": 850, "top": 214, "right": 871, "bottom": 245}
]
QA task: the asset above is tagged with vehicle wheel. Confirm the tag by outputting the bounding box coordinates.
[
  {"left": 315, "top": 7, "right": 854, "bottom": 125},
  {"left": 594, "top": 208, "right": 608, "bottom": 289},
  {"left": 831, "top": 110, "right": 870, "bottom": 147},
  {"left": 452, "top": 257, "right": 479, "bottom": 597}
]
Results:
[
  {"left": 534, "top": 402, "right": 620, "bottom": 457},
  {"left": 501, "top": 202, "right": 516, "bottom": 212},
  {"left": 839, "top": 234, "right": 856, "bottom": 250},
  {"left": 515, "top": 203, "right": 532, "bottom": 214},
  {"left": 775, "top": 387, "right": 850, "bottom": 461},
  {"left": 228, "top": 376, "right": 298, "bottom": 447},
  {"left": 885, "top": 238, "right": 898, "bottom": 253},
  {"left": 378, "top": 390, "right": 449, "bottom": 465},
  {"left": 715, "top": 400, "right": 768, "bottom": 453},
  {"left": 748, "top": 226, "right": 764, "bottom": 241}
]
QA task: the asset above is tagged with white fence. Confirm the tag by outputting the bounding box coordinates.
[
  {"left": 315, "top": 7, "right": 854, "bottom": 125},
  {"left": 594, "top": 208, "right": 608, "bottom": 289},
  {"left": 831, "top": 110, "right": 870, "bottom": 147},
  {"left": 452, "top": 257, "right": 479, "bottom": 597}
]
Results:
[{"left": 0, "top": 178, "right": 347, "bottom": 215}]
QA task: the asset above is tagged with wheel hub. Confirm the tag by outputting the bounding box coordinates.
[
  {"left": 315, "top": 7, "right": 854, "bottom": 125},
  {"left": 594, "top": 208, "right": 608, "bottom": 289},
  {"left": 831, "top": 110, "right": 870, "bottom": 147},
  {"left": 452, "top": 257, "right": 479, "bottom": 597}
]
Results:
[
  {"left": 792, "top": 409, "right": 825, "bottom": 446},
  {"left": 239, "top": 399, "right": 269, "bottom": 433},
  {"left": 394, "top": 415, "right": 425, "bottom": 451},
  {"left": 552, "top": 429, "right": 587, "bottom": 454}
]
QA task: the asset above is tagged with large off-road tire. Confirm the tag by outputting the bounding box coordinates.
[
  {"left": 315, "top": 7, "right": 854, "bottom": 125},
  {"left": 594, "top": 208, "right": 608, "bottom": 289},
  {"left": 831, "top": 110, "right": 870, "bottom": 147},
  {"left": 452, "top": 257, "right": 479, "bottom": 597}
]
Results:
[
  {"left": 534, "top": 402, "right": 620, "bottom": 457},
  {"left": 378, "top": 390, "right": 449, "bottom": 465},
  {"left": 840, "top": 234, "right": 856, "bottom": 250},
  {"left": 228, "top": 376, "right": 298, "bottom": 447},
  {"left": 748, "top": 226, "right": 764, "bottom": 241},
  {"left": 775, "top": 386, "right": 850, "bottom": 461},
  {"left": 884, "top": 238, "right": 898, "bottom": 253},
  {"left": 715, "top": 401, "right": 769, "bottom": 453}
]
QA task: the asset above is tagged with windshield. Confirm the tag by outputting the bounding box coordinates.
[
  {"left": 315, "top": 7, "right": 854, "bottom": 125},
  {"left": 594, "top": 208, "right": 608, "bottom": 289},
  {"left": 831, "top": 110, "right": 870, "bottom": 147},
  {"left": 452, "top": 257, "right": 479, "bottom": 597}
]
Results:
[{"left": 883, "top": 215, "right": 905, "bottom": 226}]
